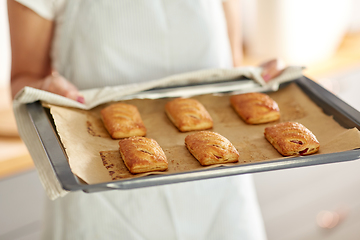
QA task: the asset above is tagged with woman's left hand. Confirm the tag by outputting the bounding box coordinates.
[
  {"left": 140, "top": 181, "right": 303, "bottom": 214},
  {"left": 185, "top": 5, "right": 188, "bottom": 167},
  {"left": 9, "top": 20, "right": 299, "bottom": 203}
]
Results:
[{"left": 260, "top": 58, "right": 286, "bottom": 82}]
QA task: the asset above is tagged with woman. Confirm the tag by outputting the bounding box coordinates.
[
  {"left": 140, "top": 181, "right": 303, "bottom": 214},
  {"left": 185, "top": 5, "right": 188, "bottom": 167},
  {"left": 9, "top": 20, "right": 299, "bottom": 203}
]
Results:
[{"left": 8, "top": 0, "right": 283, "bottom": 239}]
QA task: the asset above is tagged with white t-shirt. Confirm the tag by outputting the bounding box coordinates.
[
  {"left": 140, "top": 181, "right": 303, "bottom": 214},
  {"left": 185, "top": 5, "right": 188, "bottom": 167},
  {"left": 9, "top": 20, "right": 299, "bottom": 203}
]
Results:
[{"left": 15, "top": 0, "right": 267, "bottom": 239}]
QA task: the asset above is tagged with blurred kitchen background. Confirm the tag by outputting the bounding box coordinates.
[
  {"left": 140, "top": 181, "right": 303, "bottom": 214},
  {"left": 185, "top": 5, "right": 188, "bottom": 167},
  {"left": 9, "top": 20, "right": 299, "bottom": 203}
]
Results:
[{"left": 1, "top": 0, "right": 360, "bottom": 239}]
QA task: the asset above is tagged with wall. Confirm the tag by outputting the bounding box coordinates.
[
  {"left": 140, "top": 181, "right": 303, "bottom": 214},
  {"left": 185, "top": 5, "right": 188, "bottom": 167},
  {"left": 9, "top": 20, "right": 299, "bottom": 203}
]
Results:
[{"left": 242, "top": 0, "right": 353, "bottom": 65}]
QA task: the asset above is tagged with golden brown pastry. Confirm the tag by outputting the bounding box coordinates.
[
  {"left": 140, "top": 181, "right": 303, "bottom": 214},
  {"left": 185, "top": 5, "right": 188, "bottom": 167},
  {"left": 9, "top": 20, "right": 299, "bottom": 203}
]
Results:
[
  {"left": 230, "top": 92, "right": 280, "bottom": 124},
  {"left": 101, "top": 103, "right": 146, "bottom": 139},
  {"left": 185, "top": 131, "right": 239, "bottom": 166},
  {"left": 119, "top": 136, "right": 168, "bottom": 174},
  {"left": 264, "top": 122, "right": 320, "bottom": 156},
  {"left": 165, "top": 98, "right": 213, "bottom": 132}
]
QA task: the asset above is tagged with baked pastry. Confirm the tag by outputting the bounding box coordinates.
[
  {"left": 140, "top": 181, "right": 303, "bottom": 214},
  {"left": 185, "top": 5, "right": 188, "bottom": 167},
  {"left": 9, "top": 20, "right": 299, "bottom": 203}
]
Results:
[
  {"left": 264, "top": 122, "right": 320, "bottom": 156},
  {"left": 230, "top": 92, "right": 280, "bottom": 124},
  {"left": 101, "top": 103, "right": 146, "bottom": 139},
  {"left": 118, "top": 136, "right": 168, "bottom": 174},
  {"left": 165, "top": 98, "right": 213, "bottom": 132},
  {"left": 185, "top": 131, "right": 239, "bottom": 166}
]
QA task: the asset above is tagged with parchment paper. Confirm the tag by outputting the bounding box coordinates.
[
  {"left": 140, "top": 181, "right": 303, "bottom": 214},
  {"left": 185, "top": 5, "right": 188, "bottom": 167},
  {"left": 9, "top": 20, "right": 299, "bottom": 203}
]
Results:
[{"left": 48, "top": 83, "right": 360, "bottom": 184}]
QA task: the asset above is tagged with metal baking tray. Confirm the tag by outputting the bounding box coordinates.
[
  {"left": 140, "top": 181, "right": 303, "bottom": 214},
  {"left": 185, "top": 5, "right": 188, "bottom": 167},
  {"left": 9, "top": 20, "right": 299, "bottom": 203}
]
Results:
[{"left": 26, "top": 76, "right": 360, "bottom": 193}]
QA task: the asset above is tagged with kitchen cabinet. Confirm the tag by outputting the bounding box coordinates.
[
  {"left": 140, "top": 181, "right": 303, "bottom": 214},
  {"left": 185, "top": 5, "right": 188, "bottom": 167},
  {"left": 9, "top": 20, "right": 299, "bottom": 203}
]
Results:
[
  {"left": 254, "top": 160, "right": 360, "bottom": 240},
  {"left": 0, "top": 170, "right": 45, "bottom": 240}
]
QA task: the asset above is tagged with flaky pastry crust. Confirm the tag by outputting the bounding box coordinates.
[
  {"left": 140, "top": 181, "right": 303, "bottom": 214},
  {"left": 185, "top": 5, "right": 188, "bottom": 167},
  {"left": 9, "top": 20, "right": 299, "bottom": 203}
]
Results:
[
  {"left": 119, "top": 136, "right": 168, "bottom": 174},
  {"left": 165, "top": 98, "right": 213, "bottom": 132},
  {"left": 230, "top": 92, "right": 280, "bottom": 124},
  {"left": 101, "top": 103, "right": 146, "bottom": 139},
  {"left": 185, "top": 131, "right": 239, "bottom": 166},
  {"left": 264, "top": 122, "right": 320, "bottom": 156}
]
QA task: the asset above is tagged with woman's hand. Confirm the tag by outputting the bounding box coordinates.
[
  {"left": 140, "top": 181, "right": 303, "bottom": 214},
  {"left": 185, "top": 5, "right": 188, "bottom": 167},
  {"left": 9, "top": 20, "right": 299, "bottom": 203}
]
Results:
[
  {"left": 41, "top": 72, "right": 85, "bottom": 103},
  {"left": 260, "top": 58, "right": 286, "bottom": 82},
  {"left": 10, "top": 72, "right": 85, "bottom": 103}
]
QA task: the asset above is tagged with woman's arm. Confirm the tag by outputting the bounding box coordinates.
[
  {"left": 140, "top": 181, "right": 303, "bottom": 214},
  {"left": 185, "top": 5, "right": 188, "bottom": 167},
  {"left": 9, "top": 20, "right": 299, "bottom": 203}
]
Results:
[
  {"left": 222, "top": 0, "right": 243, "bottom": 67},
  {"left": 222, "top": 1, "right": 285, "bottom": 81},
  {"left": 7, "top": 0, "right": 84, "bottom": 102}
]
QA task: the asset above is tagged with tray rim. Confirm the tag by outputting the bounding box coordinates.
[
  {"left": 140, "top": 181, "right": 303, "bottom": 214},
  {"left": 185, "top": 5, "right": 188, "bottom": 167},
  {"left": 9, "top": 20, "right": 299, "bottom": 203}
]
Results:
[{"left": 26, "top": 76, "right": 360, "bottom": 193}]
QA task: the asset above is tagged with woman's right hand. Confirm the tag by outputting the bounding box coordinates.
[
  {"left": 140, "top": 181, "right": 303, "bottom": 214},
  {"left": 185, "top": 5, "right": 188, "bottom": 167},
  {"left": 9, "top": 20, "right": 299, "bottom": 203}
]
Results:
[{"left": 41, "top": 72, "right": 85, "bottom": 103}]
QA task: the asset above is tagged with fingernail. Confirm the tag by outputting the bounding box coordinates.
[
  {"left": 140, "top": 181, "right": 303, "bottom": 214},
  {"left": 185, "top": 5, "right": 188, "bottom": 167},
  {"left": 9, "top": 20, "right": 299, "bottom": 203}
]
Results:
[
  {"left": 263, "top": 74, "right": 271, "bottom": 82},
  {"left": 77, "top": 96, "right": 85, "bottom": 104}
]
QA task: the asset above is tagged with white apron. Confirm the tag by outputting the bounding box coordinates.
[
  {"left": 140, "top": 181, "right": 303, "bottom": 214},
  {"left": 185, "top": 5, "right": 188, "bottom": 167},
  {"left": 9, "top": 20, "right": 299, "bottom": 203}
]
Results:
[{"left": 16, "top": 0, "right": 267, "bottom": 239}]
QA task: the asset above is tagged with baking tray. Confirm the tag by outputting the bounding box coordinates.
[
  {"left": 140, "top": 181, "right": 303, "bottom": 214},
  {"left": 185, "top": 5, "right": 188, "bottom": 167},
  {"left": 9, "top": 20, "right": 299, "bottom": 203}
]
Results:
[{"left": 26, "top": 76, "right": 360, "bottom": 193}]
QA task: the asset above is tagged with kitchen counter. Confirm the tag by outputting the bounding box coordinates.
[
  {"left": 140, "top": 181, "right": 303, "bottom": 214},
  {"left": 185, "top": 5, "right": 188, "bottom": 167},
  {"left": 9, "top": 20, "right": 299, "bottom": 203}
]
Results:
[
  {"left": 243, "top": 32, "right": 360, "bottom": 80},
  {"left": 0, "top": 87, "right": 32, "bottom": 178}
]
